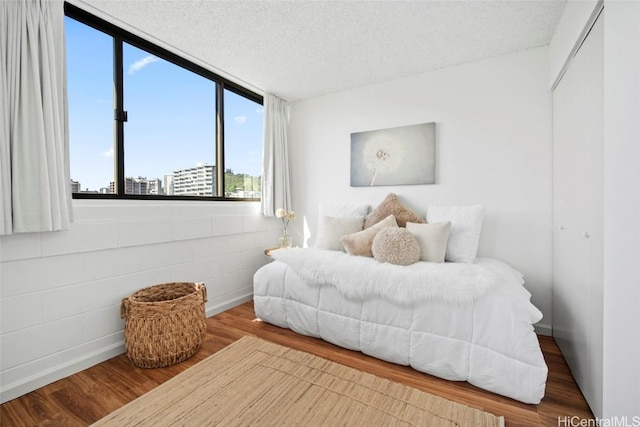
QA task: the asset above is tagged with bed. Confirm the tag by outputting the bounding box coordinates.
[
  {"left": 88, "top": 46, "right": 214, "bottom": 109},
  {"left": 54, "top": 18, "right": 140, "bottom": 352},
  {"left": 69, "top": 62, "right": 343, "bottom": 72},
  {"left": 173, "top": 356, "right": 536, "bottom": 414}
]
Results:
[
  {"left": 253, "top": 248, "right": 548, "bottom": 404},
  {"left": 255, "top": 196, "right": 548, "bottom": 404}
]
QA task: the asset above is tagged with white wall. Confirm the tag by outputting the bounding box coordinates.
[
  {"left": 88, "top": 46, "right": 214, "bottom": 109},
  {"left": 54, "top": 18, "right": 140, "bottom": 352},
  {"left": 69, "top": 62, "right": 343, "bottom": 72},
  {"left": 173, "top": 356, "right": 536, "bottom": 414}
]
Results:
[
  {"left": 288, "top": 47, "right": 553, "bottom": 332},
  {"left": 602, "top": 0, "right": 640, "bottom": 418},
  {"left": 0, "top": 200, "right": 279, "bottom": 403}
]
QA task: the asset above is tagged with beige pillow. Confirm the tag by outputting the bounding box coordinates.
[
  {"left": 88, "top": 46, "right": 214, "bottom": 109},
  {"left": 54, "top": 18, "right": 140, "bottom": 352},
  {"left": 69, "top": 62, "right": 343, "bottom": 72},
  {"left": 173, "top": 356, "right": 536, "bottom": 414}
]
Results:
[
  {"left": 426, "top": 205, "right": 484, "bottom": 263},
  {"left": 364, "top": 193, "right": 425, "bottom": 228},
  {"left": 371, "top": 227, "right": 421, "bottom": 266},
  {"left": 315, "top": 216, "right": 365, "bottom": 251},
  {"left": 406, "top": 222, "right": 451, "bottom": 263},
  {"left": 341, "top": 215, "right": 398, "bottom": 257},
  {"left": 314, "top": 202, "right": 369, "bottom": 247}
]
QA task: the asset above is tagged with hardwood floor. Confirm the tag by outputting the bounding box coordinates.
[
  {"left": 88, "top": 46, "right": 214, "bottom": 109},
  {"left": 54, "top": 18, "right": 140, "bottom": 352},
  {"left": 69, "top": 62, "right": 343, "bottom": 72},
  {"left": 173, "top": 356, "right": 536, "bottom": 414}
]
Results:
[{"left": 1, "top": 301, "right": 593, "bottom": 426}]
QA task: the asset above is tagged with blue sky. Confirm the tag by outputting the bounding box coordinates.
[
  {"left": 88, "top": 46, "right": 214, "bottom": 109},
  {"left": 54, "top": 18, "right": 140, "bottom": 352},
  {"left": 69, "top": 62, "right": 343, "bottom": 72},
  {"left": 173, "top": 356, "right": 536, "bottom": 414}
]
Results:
[{"left": 65, "top": 17, "right": 264, "bottom": 192}]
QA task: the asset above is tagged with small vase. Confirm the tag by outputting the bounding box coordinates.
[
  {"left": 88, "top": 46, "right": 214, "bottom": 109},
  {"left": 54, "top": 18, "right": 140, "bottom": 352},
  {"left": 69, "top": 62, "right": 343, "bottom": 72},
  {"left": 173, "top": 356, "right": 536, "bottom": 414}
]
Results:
[{"left": 279, "top": 230, "right": 292, "bottom": 249}]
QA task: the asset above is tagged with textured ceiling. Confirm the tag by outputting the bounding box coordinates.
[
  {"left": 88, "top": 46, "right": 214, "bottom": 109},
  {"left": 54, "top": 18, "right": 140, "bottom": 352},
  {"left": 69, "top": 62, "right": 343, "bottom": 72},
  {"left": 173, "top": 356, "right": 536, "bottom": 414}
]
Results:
[{"left": 77, "top": 0, "right": 566, "bottom": 101}]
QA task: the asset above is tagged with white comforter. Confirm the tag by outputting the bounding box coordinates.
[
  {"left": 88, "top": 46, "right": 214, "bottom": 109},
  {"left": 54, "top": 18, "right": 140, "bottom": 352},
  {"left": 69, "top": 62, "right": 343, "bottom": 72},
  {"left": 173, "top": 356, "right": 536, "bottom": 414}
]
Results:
[{"left": 253, "top": 249, "right": 548, "bottom": 404}]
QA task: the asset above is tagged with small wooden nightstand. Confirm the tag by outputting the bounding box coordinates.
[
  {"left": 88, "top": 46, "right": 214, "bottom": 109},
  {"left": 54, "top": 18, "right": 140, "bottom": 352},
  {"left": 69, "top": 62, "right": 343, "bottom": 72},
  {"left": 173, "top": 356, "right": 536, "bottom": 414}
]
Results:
[{"left": 264, "top": 246, "right": 281, "bottom": 257}]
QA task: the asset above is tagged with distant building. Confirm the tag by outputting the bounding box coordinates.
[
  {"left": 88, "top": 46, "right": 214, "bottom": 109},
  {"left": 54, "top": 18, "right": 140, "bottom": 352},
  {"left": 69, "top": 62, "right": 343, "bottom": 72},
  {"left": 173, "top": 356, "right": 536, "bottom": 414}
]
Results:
[
  {"left": 163, "top": 174, "right": 174, "bottom": 196},
  {"left": 108, "top": 177, "right": 162, "bottom": 195},
  {"left": 70, "top": 180, "right": 81, "bottom": 193},
  {"left": 172, "top": 163, "right": 216, "bottom": 196},
  {"left": 127, "top": 177, "right": 147, "bottom": 195},
  {"left": 146, "top": 178, "right": 162, "bottom": 195}
]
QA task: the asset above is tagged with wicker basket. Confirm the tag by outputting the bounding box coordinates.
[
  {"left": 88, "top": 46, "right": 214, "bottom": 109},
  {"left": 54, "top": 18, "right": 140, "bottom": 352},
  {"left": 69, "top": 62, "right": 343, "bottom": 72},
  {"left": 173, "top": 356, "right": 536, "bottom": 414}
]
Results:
[{"left": 120, "top": 282, "right": 207, "bottom": 368}]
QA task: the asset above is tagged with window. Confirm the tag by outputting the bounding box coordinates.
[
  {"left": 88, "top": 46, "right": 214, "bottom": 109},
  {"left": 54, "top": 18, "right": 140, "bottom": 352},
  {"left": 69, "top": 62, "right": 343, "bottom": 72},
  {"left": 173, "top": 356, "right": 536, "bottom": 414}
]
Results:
[
  {"left": 65, "top": 16, "right": 114, "bottom": 194},
  {"left": 64, "top": 4, "right": 263, "bottom": 200},
  {"left": 223, "top": 89, "right": 263, "bottom": 198}
]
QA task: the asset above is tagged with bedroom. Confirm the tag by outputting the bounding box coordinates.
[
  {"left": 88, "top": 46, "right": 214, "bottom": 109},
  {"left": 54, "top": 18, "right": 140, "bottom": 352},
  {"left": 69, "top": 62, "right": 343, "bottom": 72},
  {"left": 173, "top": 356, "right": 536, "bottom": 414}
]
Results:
[{"left": 1, "top": 0, "right": 638, "bottom": 424}]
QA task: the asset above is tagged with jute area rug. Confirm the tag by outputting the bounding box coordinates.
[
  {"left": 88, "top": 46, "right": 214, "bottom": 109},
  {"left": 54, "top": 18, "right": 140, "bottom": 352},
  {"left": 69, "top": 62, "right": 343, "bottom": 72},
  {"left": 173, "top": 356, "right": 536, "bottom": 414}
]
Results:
[{"left": 93, "top": 336, "right": 504, "bottom": 426}]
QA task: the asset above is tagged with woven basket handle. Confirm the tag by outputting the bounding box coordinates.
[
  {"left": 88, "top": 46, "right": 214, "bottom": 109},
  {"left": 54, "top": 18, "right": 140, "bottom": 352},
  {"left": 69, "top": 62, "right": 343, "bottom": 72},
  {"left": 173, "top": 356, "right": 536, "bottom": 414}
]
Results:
[
  {"left": 196, "top": 282, "right": 208, "bottom": 303},
  {"left": 120, "top": 297, "right": 129, "bottom": 319}
]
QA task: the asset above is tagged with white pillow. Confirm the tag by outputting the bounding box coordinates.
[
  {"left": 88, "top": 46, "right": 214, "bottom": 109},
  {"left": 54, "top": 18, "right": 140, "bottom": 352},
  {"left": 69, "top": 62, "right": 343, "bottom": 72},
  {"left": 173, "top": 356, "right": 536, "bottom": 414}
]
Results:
[
  {"left": 426, "top": 205, "right": 484, "bottom": 263},
  {"left": 318, "top": 202, "right": 369, "bottom": 218},
  {"left": 315, "top": 216, "right": 365, "bottom": 251},
  {"left": 314, "top": 202, "right": 369, "bottom": 247},
  {"left": 406, "top": 222, "right": 451, "bottom": 263}
]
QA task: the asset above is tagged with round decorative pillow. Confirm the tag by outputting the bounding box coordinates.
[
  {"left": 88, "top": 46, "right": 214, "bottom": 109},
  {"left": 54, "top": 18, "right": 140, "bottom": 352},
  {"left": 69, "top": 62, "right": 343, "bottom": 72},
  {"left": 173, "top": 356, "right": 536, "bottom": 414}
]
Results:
[{"left": 371, "top": 227, "right": 422, "bottom": 266}]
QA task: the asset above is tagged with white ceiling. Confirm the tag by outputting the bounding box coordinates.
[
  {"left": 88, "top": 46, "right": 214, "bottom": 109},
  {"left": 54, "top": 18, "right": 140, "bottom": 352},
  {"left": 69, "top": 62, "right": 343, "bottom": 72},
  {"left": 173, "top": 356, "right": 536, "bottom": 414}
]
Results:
[{"left": 78, "top": 0, "right": 567, "bottom": 101}]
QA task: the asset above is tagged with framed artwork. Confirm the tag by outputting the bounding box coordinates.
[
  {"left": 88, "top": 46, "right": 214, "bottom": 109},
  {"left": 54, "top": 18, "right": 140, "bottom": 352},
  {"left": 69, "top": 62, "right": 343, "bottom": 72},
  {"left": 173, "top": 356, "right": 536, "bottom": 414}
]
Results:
[{"left": 350, "top": 122, "right": 436, "bottom": 187}]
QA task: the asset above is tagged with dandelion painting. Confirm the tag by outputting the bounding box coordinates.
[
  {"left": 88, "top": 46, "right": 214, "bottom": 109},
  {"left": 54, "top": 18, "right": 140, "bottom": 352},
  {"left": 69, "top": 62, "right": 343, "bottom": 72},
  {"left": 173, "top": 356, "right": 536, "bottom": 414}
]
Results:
[{"left": 350, "top": 122, "right": 435, "bottom": 187}]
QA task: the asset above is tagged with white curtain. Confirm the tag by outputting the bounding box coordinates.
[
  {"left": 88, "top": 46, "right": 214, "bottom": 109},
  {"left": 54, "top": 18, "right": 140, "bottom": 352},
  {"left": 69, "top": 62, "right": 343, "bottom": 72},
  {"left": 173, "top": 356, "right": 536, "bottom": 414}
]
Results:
[
  {"left": 261, "top": 93, "right": 291, "bottom": 216},
  {"left": 0, "top": 0, "right": 72, "bottom": 235}
]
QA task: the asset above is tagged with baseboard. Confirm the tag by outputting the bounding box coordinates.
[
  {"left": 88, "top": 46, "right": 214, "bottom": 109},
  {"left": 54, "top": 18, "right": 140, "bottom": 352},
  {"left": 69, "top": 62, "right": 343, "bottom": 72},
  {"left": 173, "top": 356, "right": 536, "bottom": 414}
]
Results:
[
  {"left": 535, "top": 322, "right": 552, "bottom": 336},
  {"left": 0, "top": 342, "right": 125, "bottom": 404},
  {"left": 206, "top": 291, "right": 253, "bottom": 318},
  {"left": 1, "top": 292, "right": 254, "bottom": 405}
]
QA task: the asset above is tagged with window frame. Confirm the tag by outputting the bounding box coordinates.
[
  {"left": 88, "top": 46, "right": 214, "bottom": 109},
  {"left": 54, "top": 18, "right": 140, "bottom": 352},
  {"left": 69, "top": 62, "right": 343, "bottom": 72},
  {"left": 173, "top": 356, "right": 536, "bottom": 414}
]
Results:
[{"left": 65, "top": 3, "right": 263, "bottom": 201}]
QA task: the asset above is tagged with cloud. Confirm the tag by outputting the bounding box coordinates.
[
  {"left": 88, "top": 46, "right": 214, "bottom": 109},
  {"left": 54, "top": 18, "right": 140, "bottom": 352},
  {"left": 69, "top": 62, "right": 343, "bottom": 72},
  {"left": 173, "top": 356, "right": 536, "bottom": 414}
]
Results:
[
  {"left": 256, "top": 107, "right": 264, "bottom": 114},
  {"left": 128, "top": 55, "right": 159, "bottom": 74},
  {"left": 102, "top": 147, "right": 114, "bottom": 158},
  {"left": 234, "top": 116, "right": 247, "bottom": 124}
]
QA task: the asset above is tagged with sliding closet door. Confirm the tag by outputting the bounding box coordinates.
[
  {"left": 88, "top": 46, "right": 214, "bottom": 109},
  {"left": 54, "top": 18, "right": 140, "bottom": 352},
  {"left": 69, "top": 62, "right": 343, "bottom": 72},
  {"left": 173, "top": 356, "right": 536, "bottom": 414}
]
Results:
[{"left": 552, "top": 13, "right": 604, "bottom": 415}]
